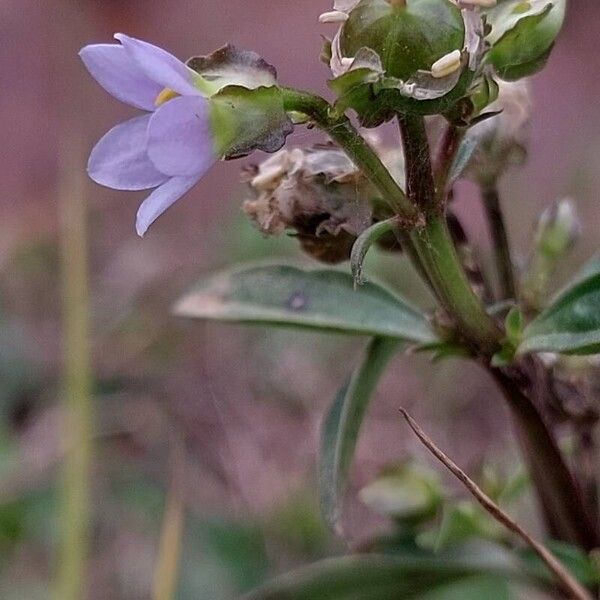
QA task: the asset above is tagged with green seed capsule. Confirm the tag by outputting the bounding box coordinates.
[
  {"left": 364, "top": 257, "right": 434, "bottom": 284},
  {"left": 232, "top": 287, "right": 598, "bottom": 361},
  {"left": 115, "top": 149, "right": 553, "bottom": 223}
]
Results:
[{"left": 339, "top": 0, "right": 465, "bottom": 80}]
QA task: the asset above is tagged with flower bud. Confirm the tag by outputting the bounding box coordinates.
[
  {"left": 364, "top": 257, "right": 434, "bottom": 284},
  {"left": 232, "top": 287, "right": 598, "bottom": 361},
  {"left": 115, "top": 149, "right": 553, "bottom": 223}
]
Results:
[
  {"left": 484, "top": 0, "right": 566, "bottom": 80},
  {"left": 522, "top": 197, "right": 580, "bottom": 309},
  {"left": 463, "top": 78, "right": 531, "bottom": 185},
  {"left": 359, "top": 462, "right": 442, "bottom": 523},
  {"left": 535, "top": 197, "right": 581, "bottom": 259}
]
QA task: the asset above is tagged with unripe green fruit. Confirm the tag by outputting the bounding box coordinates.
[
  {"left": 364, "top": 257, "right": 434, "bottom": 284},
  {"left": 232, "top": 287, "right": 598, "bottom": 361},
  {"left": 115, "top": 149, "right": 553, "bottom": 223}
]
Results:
[{"left": 340, "top": 0, "right": 465, "bottom": 80}]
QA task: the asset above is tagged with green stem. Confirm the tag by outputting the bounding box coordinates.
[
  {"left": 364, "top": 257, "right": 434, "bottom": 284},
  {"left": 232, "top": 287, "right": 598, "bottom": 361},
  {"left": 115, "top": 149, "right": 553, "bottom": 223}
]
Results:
[
  {"left": 282, "top": 88, "right": 597, "bottom": 550},
  {"left": 284, "top": 90, "right": 500, "bottom": 354},
  {"left": 397, "top": 114, "right": 437, "bottom": 214},
  {"left": 434, "top": 124, "right": 465, "bottom": 204},
  {"left": 396, "top": 113, "right": 597, "bottom": 546},
  {"left": 281, "top": 88, "right": 419, "bottom": 225},
  {"left": 397, "top": 114, "right": 501, "bottom": 355},
  {"left": 282, "top": 88, "right": 437, "bottom": 294},
  {"left": 410, "top": 216, "right": 501, "bottom": 355},
  {"left": 482, "top": 186, "right": 517, "bottom": 301}
]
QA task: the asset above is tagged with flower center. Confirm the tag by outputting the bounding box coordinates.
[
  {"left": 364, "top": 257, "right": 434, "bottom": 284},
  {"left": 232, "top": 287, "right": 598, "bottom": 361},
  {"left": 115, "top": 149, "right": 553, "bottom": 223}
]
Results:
[{"left": 155, "top": 88, "right": 180, "bottom": 107}]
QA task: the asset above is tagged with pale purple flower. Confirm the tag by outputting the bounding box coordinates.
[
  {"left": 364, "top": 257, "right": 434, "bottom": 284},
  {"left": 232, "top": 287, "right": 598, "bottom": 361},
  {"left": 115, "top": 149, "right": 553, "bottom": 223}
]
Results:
[{"left": 80, "top": 34, "right": 216, "bottom": 236}]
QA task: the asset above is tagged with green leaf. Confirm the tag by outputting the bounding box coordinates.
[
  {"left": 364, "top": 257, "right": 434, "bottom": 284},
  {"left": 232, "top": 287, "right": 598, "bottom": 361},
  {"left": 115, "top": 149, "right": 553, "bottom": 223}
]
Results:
[
  {"left": 419, "top": 575, "right": 513, "bottom": 600},
  {"left": 570, "top": 252, "right": 600, "bottom": 286},
  {"left": 174, "top": 264, "right": 436, "bottom": 342},
  {"left": 319, "top": 338, "right": 399, "bottom": 531},
  {"left": 244, "top": 544, "right": 533, "bottom": 600},
  {"left": 520, "top": 271, "right": 600, "bottom": 355},
  {"left": 519, "top": 540, "right": 600, "bottom": 587}
]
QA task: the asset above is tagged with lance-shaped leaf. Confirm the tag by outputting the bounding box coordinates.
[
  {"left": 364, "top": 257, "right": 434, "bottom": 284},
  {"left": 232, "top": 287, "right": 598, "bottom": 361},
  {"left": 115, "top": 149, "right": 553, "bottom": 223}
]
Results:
[
  {"left": 245, "top": 543, "right": 535, "bottom": 600},
  {"left": 319, "top": 338, "right": 399, "bottom": 532},
  {"left": 520, "top": 271, "right": 600, "bottom": 355},
  {"left": 174, "top": 264, "right": 436, "bottom": 342},
  {"left": 568, "top": 253, "right": 600, "bottom": 287}
]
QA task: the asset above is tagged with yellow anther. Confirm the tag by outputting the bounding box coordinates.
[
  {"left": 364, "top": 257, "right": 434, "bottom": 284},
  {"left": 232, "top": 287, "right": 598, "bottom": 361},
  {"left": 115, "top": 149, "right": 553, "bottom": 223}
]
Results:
[
  {"left": 431, "top": 50, "right": 462, "bottom": 79},
  {"left": 155, "top": 88, "right": 179, "bottom": 107}
]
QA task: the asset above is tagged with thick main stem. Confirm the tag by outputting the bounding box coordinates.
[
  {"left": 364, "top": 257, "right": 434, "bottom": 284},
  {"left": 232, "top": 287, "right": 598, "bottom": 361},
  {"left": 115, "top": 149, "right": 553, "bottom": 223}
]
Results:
[
  {"left": 397, "top": 115, "right": 502, "bottom": 355},
  {"left": 491, "top": 368, "right": 600, "bottom": 551},
  {"left": 397, "top": 114, "right": 437, "bottom": 214},
  {"left": 411, "top": 217, "right": 501, "bottom": 354},
  {"left": 399, "top": 114, "right": 598, "bottom": 550}
]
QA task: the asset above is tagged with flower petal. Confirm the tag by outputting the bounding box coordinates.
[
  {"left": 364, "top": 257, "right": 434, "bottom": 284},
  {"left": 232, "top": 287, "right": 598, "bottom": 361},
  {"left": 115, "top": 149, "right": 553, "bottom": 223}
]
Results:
[
  {"left": 79, "top": 44, "right": 162, "bottom": 110},
  {"left": 147, "top": 95, "right": 216, "bottom": 177},
  {"left": 115, "top": 33, "right": 200, "bottom": 97},
  {"left": 88, "top": 115, "right": 169, "bottom": 191},
  {"left": 136, "top": 175, "right": 200, "bottom": 237}
]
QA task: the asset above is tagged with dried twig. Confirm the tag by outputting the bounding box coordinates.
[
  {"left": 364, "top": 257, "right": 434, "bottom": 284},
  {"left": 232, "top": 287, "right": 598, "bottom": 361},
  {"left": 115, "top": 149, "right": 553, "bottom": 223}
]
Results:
[{"left": 400, "top": 409, "right": 593, "bottom": 600}]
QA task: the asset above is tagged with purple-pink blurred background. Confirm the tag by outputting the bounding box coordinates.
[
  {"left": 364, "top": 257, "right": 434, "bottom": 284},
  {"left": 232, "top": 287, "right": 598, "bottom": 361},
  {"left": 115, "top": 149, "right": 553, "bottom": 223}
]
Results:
[{"left": 1, "top": 1, "right": 600, "bottom": 598}]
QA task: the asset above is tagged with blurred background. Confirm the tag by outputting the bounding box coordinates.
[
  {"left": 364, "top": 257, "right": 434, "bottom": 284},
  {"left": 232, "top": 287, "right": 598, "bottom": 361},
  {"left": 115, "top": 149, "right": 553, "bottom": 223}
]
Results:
[{"left": 1, "top": 1, "right": 599, "bottom": 598}]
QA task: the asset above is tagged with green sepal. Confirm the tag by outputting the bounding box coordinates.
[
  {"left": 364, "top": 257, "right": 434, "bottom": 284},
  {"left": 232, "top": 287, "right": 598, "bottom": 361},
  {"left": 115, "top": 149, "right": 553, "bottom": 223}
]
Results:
[
  {"left": 209, "top": 85, "right": 293, "bottom": 159},
  {"left": 330, "top": 69, "right": 475, "bottom": 125},
  {"left": 445, "top": 74, "right": 500, "bottom": 126},
  {"left": 494, "top": 42, "right": 554, "bottom": 81},
  {"left": 187, "top": 44, "right": 278, "bottom": 96}
]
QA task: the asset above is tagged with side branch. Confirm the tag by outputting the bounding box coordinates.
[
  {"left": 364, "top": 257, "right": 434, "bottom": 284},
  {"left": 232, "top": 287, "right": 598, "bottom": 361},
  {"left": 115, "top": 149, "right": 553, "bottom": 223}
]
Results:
[{"left": 482, "top": 186, "right": 517, "bottom": 301}]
